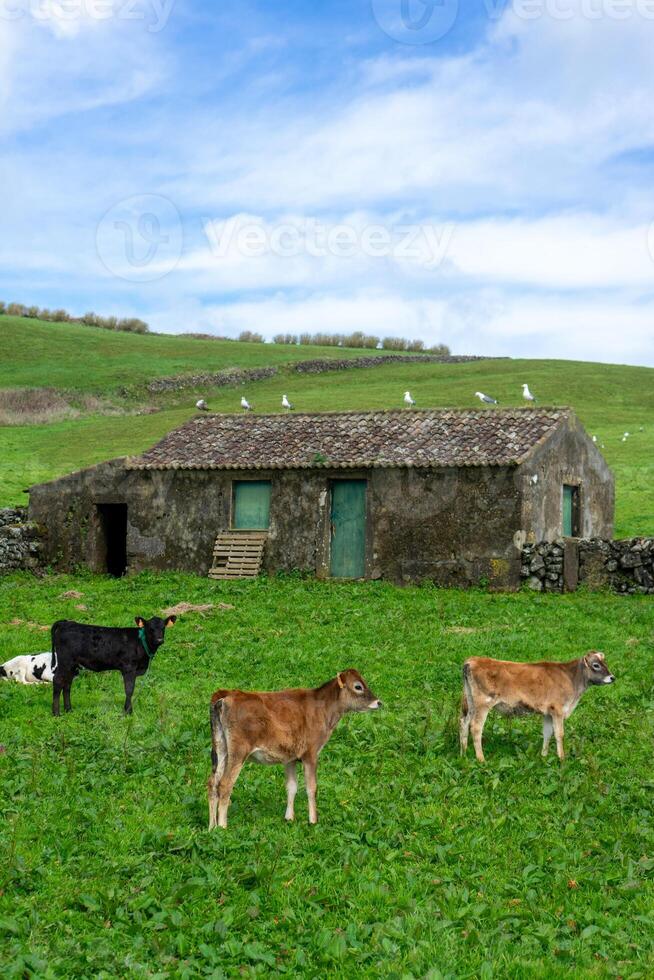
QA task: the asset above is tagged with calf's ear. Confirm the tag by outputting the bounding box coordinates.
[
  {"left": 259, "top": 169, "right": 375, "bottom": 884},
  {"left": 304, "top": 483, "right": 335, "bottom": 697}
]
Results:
[
  {"left": 135, "top": 617, "right": 145, "bottom": 628},
  {"left": 165, "top": 616, "right": 177, "bottom": 628}
]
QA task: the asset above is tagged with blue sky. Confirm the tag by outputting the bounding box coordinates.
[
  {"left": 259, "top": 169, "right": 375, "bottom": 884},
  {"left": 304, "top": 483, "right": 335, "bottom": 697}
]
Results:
[{"left": 1, "top": 0, "right": 654, "bottom": 364}]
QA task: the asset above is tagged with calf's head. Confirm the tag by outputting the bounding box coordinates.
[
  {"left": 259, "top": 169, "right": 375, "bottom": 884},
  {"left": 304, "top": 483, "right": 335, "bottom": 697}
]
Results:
[
  {"left": 135, "top": 615, "right": 176, "bottom": 651},
  {"left": 0, "top": 665, "right": 6, "bottom": 679},
  {"left": 583, "top": 651, "right": 615, "bottom": 685},
  {"left": 336, "top": 669, "right": 382, "bottom": 711}
]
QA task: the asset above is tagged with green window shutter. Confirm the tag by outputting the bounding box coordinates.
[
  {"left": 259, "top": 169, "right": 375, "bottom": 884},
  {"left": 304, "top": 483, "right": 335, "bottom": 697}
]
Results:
[
  {"left": 233, "top": 481, "right": 271, "bottom": 529},
  {"left": 563, "top": 485, "right": 578, "bottom": 537}
]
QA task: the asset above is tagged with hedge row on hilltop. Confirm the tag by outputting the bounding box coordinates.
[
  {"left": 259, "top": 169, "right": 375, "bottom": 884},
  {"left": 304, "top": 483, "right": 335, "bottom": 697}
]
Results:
[
  {"left": 0, "top": 302, "right": 149, "bottom": 334},
  {"left": 1, "top": 302, "right": 451, "bottom": 353}
]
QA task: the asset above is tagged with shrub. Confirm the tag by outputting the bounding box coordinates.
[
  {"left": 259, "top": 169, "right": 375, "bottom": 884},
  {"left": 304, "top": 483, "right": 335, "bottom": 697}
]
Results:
[
  {"left": 238, "top": 330, "right": 264, "bottom": 343},
  {"left": 382, "top": 336, "right": 408, "bottom": 351}
]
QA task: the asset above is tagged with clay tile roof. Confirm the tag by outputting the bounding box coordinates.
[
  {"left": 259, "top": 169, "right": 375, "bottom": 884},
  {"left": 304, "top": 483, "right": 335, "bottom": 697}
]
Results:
[{"left": 126, "top": 409, "right": 569, "bottom": 471}]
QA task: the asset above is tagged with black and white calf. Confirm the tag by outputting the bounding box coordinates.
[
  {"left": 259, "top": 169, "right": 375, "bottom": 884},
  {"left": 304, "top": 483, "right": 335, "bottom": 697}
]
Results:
[
  {"left": 50, "top": 615, "right": 176, "bottom": 716},
  {"left": 0, "top": 652, "right": 55, "bottom": 684}
]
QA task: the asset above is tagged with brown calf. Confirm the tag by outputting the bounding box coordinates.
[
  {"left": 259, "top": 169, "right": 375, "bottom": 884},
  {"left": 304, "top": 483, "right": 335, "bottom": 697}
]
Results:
[
  {"left": 460, "top": 651, "right": 615, "bottom": 762},
  {"left": 207, "top": 669, "right": 381, "bottom": 829}
]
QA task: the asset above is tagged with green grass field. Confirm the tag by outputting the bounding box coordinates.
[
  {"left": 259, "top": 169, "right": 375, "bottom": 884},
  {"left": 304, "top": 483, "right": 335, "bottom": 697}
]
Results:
[{"left": 1, "top": 574, "right": 653, "bottom": 977}]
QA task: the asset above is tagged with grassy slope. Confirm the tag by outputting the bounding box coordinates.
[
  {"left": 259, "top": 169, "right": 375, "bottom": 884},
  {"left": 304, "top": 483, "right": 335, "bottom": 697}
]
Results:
[
  {"left": 2, "top": 356, "right": 652, "bottom": 536},
  {"left": 0, "top": 316, "right": 377, "bottom": 393},
  {"left": 1, "top": 574, "right": 653, "bottom": 977}
]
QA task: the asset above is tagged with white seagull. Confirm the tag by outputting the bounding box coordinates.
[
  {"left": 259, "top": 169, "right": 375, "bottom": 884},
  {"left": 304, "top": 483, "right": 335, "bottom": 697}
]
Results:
[
  {"left": 475, "top": 391, "right": 498, "bottom": 405},
  {"left": 282, "top": 394, "right": 294, "bottom": 411},
  {"left": 522, "top": 383, "right": 536, "bottom": 403},
  {"left": 241, "top": 396, "right": 253, "bottom": 412},
  {"left": 404, "top": 391, "right": 416, "bottom": 407},
  {"left": 196, "top": 399, "right": 209, "bottom": 412}
]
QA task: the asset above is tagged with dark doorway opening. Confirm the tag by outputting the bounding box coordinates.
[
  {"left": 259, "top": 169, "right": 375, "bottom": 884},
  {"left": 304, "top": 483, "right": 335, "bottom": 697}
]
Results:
[{"left": 97, "top": 504, "right": 128, "bottom": 577}]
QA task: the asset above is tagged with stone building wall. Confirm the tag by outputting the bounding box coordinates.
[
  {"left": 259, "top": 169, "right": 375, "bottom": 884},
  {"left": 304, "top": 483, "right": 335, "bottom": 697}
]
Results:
[{"left": 29, "top": 461, "right": 522, "bottom": 586}]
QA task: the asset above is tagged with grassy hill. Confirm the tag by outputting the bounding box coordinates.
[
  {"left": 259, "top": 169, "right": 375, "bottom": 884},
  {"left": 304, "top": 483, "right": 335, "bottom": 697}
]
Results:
[
  {"left": 0, "top": 316, "right": 652, "bottom": 537},
  {"left": 0, "top": 315, "right": 380, "bottom": 393}
]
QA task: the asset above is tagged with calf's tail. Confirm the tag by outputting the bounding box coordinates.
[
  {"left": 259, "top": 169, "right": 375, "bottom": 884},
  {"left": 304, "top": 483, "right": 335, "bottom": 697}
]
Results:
[
  {"left": 50, "top": 622, "right": 62, "bottom": 676},
  {"left": 461, "top": 662, "right": 472, "bottom": 717},
  {"left": 210, "top": 698, "right": 228, "bottom": 780}
]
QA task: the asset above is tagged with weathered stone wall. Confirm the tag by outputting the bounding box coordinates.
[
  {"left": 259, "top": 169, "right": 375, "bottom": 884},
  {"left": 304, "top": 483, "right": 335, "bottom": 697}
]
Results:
[
  {"left": 0, "top": 507, "right": 44, "bottom": 573},
  {"left": 367, "top": 466, "right": 521, "bottom": 588},
  {"left": 292, "top": 354, "right": 493, "bottom": 374},
  {"left": 521, "top": 538, "right": 654, "bottom": 594},
  {"left": 140, "top": 354, "right": 496, "bottom": 393},
  {"left": 145, "top": 366, "right": 277, "bottom": 394}
]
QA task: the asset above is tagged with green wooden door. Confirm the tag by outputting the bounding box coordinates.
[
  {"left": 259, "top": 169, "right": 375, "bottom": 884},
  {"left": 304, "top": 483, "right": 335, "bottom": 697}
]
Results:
[
  {"left": 330, "top": 480, "right": 367, "bottom": 578},
  {"left": 233, "top": 481, "right": 271, "bottom": 529}
]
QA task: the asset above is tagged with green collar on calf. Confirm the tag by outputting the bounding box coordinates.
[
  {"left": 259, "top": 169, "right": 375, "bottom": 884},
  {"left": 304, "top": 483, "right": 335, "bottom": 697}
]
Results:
[{"left": 138, "top": 627, "right": 154, "bottom": 660}]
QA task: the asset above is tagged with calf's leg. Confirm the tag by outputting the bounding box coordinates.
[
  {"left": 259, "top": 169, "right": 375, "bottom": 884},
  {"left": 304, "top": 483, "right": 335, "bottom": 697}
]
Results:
[
  {"left": 552, "top": 713, "right": 565, "bottom": 761},
  {"left": 63, "top": 679, "right": 73, "bottom": 713},
  {"left": 302, "top": 754, "right": 319, "bottom": 824},
  {"left": 285, "top": 762, "right": 298, "bottom": 821},
  {"left": 122, "top": 672, "right": 137, "bottom": 715},
  {"left": 52, "top": 678, "right": 63, "bottom": 716},
  {"left": 217, "top": 757, "right": 245, "bottom": 829},
  {"left": 471, "top": 704, "right": 490, "bottom": 763},
  {"left": 542, "top": 714, "right": 553, "bottom": 757}
]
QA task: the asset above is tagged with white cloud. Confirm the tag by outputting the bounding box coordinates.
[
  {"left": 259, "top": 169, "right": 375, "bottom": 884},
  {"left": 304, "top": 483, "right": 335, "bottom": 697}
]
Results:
[
  {"left": 0, "top": 5, "right": 168, "bottom": 134},
  {"left": 171, "top": 4, "right": 654, "bottom": 214}
]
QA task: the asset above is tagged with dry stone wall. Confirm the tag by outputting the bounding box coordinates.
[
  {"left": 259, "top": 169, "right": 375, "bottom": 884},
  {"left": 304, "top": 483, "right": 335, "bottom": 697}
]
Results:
[
  {"left": 521, "top": 538, "right": 654, "bottom": 594},
  {"left": 0, "top": 507, "right": 44, "bottom": 573},
  {"left": 141, "top": 354, "right": 495, "bottom": 393}
]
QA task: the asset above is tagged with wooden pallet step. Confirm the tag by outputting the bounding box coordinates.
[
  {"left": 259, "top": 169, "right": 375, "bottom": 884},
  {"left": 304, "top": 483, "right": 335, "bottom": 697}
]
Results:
[{"left": 209, "top": 529, "right": 267, "bottom": 580}]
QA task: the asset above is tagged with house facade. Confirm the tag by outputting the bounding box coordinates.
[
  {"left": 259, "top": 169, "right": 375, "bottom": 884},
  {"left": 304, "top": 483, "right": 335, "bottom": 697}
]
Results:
[{"left": 28, "top": 409, "right": 614, "bottom": 588}]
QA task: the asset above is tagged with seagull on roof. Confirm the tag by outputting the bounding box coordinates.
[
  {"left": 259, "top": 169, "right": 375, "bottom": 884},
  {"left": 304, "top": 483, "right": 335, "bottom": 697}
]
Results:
[
  {"left": 241, "top": 396, "right": 253, "bottom": 412},
  {"left": 196, "top": 399, "right": 209, "bottom": 412},
  {"left": 404, "top": 391, "right": 416, "bottom": 407},
  {"left": 282, "top": 394, "right": 294, "bottom": 411},
  {"left": 475, "top": 391, "right": 498, "bottom": 405},
  {"left": 522, "top": 383, "right": 536, "bottom": 403}
]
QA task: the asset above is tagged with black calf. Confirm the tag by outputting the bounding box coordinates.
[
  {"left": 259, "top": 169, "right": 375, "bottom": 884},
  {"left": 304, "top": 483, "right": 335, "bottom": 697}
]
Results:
[{"left": 51, "top": 615, "right": 176, "bottom": 716}]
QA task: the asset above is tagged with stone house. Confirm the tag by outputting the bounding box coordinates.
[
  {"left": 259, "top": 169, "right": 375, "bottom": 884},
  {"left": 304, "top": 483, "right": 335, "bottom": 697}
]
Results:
[{"left": 28, "top": 408, "right": 613, "bottom": 587}]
